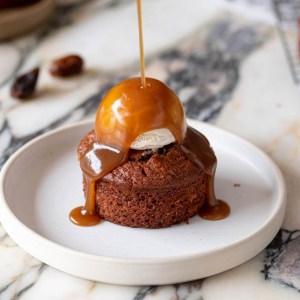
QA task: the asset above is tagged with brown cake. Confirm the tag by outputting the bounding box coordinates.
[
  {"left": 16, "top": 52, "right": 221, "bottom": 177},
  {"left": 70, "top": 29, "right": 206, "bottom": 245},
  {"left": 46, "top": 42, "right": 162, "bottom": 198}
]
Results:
[
  {"left": 68, "top": 0, "right": 230, "bottom": 229},
  {"left": 78, "top": 130, "right": 207, "bottom": 228},
  {"left": 69, "top": 77, "right": 230, "bottom": 228}
]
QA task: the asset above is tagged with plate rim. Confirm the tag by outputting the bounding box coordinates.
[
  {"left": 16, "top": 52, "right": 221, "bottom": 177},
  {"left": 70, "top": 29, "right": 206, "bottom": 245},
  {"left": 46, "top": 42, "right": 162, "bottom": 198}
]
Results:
[{"left": 0, "top": 119, "right": 287, "bottom": 283}]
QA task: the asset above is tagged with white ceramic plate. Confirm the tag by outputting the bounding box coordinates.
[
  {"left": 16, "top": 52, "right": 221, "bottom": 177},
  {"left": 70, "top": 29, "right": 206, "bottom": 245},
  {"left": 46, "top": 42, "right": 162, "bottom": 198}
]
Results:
[{"left": 0, "top": 119, "right": 286, "bottom": 285}]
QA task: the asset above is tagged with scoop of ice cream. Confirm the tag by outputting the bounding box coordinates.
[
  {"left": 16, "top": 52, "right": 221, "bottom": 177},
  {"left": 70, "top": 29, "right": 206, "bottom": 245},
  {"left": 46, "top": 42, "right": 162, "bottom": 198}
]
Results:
[
  {"left": 94, "top": 77, "right": 186, "bottom": 150},
  {"left": 130, "top": 128, "right": 175, "bottom": 150}
]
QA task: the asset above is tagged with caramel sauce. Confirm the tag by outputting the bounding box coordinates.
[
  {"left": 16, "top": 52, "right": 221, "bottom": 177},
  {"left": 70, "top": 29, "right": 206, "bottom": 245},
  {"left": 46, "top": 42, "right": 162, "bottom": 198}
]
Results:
[
  {"left": 69, "top": 77, "right": 186, "bottom": 226},
  {"left": 199, "top": 200, "right": 230, "bottom": 221},
  {"left": 94, "top": 77, "right": 186, "bottom": 149},
  {"left": 137, "top": 0, "right": 146, "bottom": 88},
  {"left": 69, "top": 0, "right": 230, "bottom": 226},
  {"left": 69, "top": 79, "right": 230, "bottom": 226},
  {"left": 180, "top": 127, "right": 230, "bottom": 220}
]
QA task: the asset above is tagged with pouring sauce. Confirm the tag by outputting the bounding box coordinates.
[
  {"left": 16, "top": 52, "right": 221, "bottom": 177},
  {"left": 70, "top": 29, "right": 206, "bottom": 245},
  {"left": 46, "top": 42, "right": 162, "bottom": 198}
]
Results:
[{"left": 69, "top": 0, "right": 230, "bottom": 226}]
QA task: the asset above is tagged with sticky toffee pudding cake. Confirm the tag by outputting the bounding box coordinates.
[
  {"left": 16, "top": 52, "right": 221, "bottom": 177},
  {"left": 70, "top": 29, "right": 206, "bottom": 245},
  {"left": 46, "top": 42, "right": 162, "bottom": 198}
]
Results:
[
  {"left": 69, "top": 0, "right": 230, "bottom": 228},
  {"left": 78, "top": 131, "right": 208, "bottom": 228},
  {"left": 70, "top": 77, "right": 230, "bottom": 228}
]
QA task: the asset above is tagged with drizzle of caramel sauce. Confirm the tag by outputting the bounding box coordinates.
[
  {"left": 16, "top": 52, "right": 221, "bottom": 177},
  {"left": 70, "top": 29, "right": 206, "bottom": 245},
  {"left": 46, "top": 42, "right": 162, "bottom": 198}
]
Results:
[
  {"left": 180, "top": 126, "right": 230, "bottom": 221},
  {"left": 70, "top": 77, "right": 186, "bottom": 226},
  {"left": 137, "top": 0, "right": 146, "bottom": 88},
  {"left": 94, "top": 78, "right": 186, "bottom": 149},
  {"left": 199, "top": 200, "right": 230, "bottom": 221},
  {"left": 69, "top": 0, "right": 230, "bottom": 226},
  {"left": 69, "top": 78, "right": 230, "bottom": 226}
]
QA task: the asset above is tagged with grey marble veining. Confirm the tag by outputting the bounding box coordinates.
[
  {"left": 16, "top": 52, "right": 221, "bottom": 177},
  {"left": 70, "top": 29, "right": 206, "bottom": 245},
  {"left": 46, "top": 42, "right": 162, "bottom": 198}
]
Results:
[
  {"left": 0, "top": 12, "right": 271, "bottom": 168},
  {"left": 165, "top": 17, "right": 270, "bottom": 120},
  {"left": 263, "top": 229, "right": 300, "bottom": 291}
]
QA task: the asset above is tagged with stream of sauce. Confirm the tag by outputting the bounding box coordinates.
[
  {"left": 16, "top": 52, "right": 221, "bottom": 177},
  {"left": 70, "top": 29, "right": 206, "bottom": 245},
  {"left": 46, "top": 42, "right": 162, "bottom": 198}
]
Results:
[
  {"left": 137, "top": 0, "right": 146, "bottom": 88},
  {"left": 69, "top": 0, "right": 230, "bottom": 226}
]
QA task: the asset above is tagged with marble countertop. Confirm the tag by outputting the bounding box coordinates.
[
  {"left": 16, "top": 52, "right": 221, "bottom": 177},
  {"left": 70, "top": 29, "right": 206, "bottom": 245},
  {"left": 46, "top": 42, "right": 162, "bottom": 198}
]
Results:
[{"left": 1, "top": 0, "right": 300, "bottom": 299}]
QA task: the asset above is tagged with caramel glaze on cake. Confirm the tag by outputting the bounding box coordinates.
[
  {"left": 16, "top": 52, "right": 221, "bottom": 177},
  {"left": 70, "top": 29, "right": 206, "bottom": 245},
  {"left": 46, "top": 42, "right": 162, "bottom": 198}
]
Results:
[
  {"left": 78, "top": 131, "right": 208, "bottom": 228},
  {"left": 70, "top": 77, "right": 230, "bottom": 227},
  {"left": 69, "top": 0, "right": 230, "bottom": 228}
]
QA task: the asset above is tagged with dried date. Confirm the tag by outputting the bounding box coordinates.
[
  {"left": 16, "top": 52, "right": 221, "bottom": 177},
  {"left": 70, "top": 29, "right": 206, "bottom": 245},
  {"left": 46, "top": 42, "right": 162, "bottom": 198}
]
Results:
[
  {"left": 10, "top": 68, "right": 39, "bottom": 99},
  {"left": 49, "top": 54, "right": 84, "bottom": 77}
]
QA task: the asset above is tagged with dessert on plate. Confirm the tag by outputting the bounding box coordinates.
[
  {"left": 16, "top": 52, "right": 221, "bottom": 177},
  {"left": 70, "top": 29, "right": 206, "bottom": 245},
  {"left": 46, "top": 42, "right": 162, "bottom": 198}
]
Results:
[
  {"left": 70, "top": 77, "right": 230, "bottom": 228},
  {"left": 69, "top": 0, "right": 229, "bottom": 228}
]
